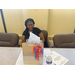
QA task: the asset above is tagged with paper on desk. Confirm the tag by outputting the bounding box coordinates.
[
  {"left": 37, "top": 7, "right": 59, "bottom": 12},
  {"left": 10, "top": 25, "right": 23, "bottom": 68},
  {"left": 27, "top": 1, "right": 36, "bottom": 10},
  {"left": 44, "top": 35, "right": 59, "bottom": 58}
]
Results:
[
  {"left": 50, "top": 51, "right": 69, "bottom": 65},
  {"left": 27, "top": 32, "right": 41, "bottom": 43}
]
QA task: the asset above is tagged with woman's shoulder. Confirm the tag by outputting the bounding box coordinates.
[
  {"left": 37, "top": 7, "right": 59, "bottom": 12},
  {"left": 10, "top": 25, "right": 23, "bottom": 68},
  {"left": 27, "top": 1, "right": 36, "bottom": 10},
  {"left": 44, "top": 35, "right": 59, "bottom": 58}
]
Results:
[{"left": 33, "top": 27, "right": 42, "bottom": 33}]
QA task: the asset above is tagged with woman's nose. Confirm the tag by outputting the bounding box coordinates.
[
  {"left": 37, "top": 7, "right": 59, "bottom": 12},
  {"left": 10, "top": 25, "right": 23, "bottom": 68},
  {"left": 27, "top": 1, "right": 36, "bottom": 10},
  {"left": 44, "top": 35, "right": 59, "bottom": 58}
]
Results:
[{"left": 29, "top": 25, "right": 33, "bottom": 27}]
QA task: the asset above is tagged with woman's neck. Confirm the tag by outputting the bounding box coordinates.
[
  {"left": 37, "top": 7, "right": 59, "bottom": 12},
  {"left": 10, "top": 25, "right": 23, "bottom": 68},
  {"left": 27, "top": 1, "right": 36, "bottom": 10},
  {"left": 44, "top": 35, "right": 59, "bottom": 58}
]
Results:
[{"left": 28, "top": 30, "right": 33, "bottom": 33}]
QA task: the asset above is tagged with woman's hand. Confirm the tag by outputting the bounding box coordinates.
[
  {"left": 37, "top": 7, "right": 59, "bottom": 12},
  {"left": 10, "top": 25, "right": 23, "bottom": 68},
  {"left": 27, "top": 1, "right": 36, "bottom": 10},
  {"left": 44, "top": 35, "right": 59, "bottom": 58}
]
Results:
[{"left": 39, "top": 32, "right": 45, "bottom": 43}]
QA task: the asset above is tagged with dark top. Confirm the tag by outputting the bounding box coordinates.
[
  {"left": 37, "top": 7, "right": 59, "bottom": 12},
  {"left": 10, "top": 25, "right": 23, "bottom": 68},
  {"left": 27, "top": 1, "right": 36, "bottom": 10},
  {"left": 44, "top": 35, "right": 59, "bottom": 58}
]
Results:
[{"left": 22, "top": 27, "right": 42, "bottom": 39}]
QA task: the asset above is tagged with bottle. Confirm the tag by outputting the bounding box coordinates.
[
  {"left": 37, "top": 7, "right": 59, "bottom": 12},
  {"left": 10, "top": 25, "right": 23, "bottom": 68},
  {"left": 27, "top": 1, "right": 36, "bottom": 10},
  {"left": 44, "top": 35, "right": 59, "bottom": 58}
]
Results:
[
  {"left": 46, "top": 55, "right": 55, "bottom": 65},
  {"left": 46, "top": 55, "right": 52, "bottom": 64}
]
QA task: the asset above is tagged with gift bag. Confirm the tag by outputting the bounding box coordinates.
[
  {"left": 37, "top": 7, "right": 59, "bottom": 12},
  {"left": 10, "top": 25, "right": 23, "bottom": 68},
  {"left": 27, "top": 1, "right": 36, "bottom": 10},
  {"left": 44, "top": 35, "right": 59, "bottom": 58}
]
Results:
[{"left": 22, "top": 43, "right": 43, "bottom": 65}]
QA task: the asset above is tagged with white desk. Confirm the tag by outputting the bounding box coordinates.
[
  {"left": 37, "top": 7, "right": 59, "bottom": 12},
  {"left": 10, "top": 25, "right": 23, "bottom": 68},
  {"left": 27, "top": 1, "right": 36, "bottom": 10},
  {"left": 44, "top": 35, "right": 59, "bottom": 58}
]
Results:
[
  {"left": 0, "top": 47, "right": 75, "bottom": 65},
  {"left": 50, "top": 48, "right": 75, "bottom": 65},
  {"left": 16, "top": 48, "right": 75, "bottom": 65},
  {"left": 0, "top": 47, "right": 21, "bottom": 65}
]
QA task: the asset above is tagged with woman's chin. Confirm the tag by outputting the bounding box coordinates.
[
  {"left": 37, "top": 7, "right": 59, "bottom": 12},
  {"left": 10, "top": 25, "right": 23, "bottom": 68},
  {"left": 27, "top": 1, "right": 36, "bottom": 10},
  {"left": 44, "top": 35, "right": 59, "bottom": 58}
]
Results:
[{"left": 29, "top": 28, "right": 33, "bottom": 31}]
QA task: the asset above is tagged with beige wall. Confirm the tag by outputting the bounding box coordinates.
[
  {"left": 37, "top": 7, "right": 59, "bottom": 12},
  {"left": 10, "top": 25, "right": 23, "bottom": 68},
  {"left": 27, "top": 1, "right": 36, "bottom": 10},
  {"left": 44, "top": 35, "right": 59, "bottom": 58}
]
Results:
[
  {"left": 0, "top": 14, "right": 4, "bottom": 32},
  {"left": 1, "top": 9, "right": 75, "bottom": 45},
  {"left": 1, "top": 9, "right": 75, "bottom": 36},
  {"left": 22, "top": 9, "right": 48, "bottom": 30},
  {"left": 2, "top": 9, "right": 48, "bottom": 36},
  {"left": 36, "top": 9, "right": 48, "bottom": 30},
  {"left": 48, "top": 9, "right": 75, "bottom": 36},
  {"left": 3, "top": 9, "right": 24, "bottom": 36},
  {"left": 2, "top": 9, "right": 48, "bottom": 45}
]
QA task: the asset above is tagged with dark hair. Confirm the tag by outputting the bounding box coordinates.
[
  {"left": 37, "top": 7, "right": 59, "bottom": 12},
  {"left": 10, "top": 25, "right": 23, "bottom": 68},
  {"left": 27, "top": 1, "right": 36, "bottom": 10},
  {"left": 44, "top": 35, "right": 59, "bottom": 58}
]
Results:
[{"left": 25, "top": 18, "right": 35, "bottom": 27}]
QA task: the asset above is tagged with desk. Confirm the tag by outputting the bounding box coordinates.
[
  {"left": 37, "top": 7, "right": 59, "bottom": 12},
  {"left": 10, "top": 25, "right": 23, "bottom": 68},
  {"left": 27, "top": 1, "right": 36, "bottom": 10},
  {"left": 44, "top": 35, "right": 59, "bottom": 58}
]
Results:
[
  {"left": 0, "top": 47, "right": 21, "bottom": 65},
  {"left": 14, "top": 48, "right": 75, "bottom": 65},
  {"left": 50, "top": 48, "right": 75, "bottom": 65},
  {"left": 0, "top": 47, "right": 75, "bottom": 65}
]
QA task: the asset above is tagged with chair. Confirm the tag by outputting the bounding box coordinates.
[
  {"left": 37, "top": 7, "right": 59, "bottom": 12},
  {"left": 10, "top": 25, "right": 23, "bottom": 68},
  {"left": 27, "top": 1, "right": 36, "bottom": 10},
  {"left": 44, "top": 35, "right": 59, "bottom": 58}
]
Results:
[
  {"left": 42, "top": 30, "right": 51, "bottom": 48},
  {"left": 0, "top": 32, "right": 19, "bottom": 47},
  {"left": 53, "top": 33, "right": 75, "bottom": 48}
]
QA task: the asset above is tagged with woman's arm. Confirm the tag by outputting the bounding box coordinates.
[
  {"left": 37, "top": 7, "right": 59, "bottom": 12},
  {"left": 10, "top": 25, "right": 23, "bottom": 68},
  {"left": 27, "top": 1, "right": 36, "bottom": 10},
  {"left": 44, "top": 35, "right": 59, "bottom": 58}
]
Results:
[
  {"left": 39, "top": 32, "right": 45, "bottom": 43},
  {"left": 22, "top": 35, "right": 26, "bottom": 42}
]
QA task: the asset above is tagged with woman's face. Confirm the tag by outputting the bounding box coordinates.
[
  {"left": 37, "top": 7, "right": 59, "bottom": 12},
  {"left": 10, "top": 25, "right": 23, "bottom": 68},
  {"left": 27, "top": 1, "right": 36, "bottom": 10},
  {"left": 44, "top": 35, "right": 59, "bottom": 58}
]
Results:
[{"left": 27, "top": 21, "right": 34, "bottom": 31}]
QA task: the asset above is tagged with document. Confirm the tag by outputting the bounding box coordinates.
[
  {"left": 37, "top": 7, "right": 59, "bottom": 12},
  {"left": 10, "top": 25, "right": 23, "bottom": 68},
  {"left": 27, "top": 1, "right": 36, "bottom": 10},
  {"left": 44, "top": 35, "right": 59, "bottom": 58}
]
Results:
[
  {"left": 47, "top": 51, "right": 69, "bottom": 65},
  {"left": 27, "top": 32, "right": 41, "bottom": 43}
]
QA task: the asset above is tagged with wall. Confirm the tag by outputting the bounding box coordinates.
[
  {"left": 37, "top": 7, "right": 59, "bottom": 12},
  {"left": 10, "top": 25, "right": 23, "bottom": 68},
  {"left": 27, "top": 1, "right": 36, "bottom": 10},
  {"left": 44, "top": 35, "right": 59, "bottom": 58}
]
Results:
[
  {"left": 22, "top": 9, "right": 48, "bottom": 30},
  {"left": 0, "top": 13, "right": 4, "bottom": 32},
  {"left": 1, "top": 9, "right": 75, "bottom": 46},
  {"left": 2, "top": 9, "right": 48, "bottom": 45},
  {"left": 3, "top": 9, "right": 24, "bottom": 36},
  {"left": 3, "top": 9, "right": 48, "bottom": 35},
  {"left": 22, "top": 9, "right": 36, "bottom": 27},
  {"left": 48, "top": 9, "right": 75, "bottom": 46},
  {"left": 48, "top": 9, "right": 75, "bottom": 37},
  {"left": 36, "top": 9, "right": 49, "bottom": 30}
]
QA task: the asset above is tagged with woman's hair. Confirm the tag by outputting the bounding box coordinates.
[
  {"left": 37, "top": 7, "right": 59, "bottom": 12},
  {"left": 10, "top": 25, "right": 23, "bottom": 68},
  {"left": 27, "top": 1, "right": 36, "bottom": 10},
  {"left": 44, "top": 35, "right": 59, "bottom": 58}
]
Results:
[{"left": 25, "top": 18, "right": 35, "bottom": 27}]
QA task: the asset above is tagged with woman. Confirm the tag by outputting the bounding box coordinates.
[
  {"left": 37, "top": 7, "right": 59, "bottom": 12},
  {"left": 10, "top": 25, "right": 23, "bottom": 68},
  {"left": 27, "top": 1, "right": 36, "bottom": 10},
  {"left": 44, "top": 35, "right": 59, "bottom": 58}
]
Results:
[{"left": 22, "top": 18, "right": 45, "bottom": 45}]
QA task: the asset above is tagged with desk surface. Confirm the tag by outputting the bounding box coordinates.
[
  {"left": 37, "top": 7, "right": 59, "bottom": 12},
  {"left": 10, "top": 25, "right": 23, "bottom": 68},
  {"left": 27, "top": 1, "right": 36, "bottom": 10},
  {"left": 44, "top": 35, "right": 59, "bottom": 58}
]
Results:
[
  {"left": 0, "top": 47, "right": 21, "bottom": 65},
  {"left": 50, "top": 48, "right": 75, "bottom": 65},
  {"left": 0, "top": 47, "right": 75, "bottom": 65}
]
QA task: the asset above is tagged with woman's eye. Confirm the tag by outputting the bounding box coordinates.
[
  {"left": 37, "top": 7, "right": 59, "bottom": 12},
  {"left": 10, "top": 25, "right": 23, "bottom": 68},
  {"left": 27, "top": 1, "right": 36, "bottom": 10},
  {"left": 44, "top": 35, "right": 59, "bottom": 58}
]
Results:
[
  {"left": 31, "top": 24, "right": 33, "bottom": 26},
  {"left": 28, "top": 24, "right": 33, "bottom": 26},
  {"left": 28, "top": 25, "right": 30, "bottom": 26}
]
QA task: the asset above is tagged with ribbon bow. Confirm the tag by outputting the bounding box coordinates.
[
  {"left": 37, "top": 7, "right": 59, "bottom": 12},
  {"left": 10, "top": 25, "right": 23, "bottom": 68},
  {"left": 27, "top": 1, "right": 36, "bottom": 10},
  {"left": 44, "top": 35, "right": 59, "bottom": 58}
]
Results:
[{"left": 32, "top": 43, "right": 43, "bottom": 61}]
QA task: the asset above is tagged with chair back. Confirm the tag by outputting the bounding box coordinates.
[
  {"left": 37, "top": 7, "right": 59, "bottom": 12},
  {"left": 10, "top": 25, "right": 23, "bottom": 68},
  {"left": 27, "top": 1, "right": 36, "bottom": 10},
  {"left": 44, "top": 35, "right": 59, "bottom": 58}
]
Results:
[
  {"left": 53, "top": 33, "right": 75, "bottom": 48},
  {"left": 0, "top": 32, "right": 19, "bottom": 47}
]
